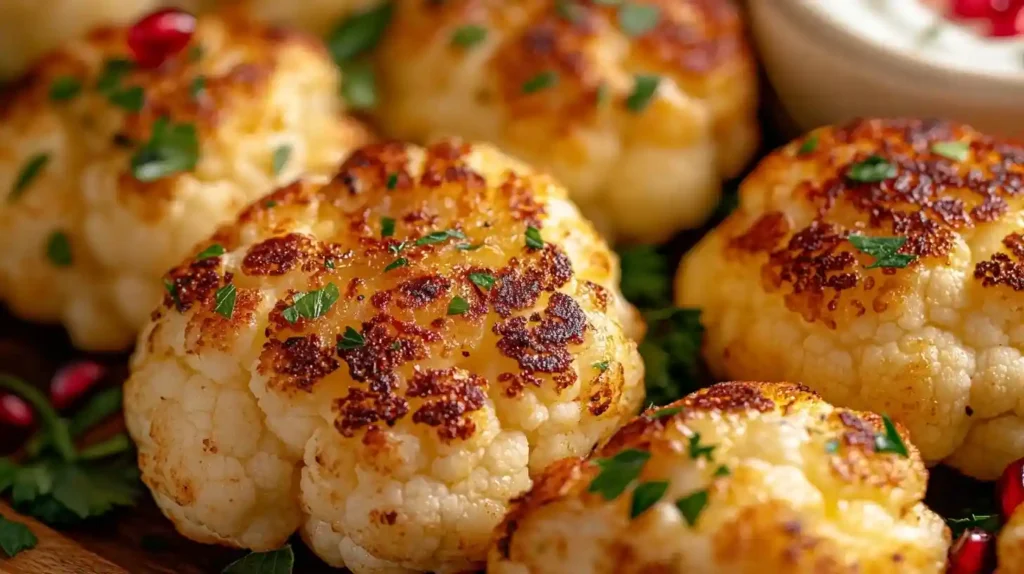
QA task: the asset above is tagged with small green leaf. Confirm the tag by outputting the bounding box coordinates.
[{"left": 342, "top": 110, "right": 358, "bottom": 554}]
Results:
[
  {"left": 630, "top": 480, "right": 668, "bottom": 518},
  {"left": 188, "top": 45, "right": 204, "bottom": 62},
  {"left": 272, "top": 145, "right": 292, "bottom": 177},
  {"left": 618, "top": 3, "right": 660, "bottom": 36},
  {"left": 675, "top": 489, "right": 709, "bottom": 526},
  {"left": 468, "top": 272, "right": 496, "bottom": 290},
  {"left": 214, "top": 283, "right": 236, "bottom": 319},
  {"left": 189, "top": 76, "right": 205, "bottom": 99},
  {"left": 195, "top": 244, "right": 225, "bottom": 261},
  {"left": 588, "top": 448, "right": 650, "bottom": 500},
  {"left": 525, "top": 226, "right": 544, "bottom": 249},
  {"left": 49, "top": 76, "right": 82, "bottom": 101},
  {"left": 824, "top": 438, "right": 840, "bottom": 454},
  {"left": 415, "top": 229, "right": 466, "bottom": 246},
  {"left": 946, "top": 513, "right": 1001, "bottom": 538},
  {"left": 713, "top": 465, "right": 730, "bottom": 477},
  {"left": 522, "top": 71, "right": 558, "bottom": 94},
  {"left": 451, "top": 25, "right": 487, "bottom": 47},
  {"left": 68, "top": 388, "right": 123, "bottom": 438},
  {"left": 593, "top": 361, "right": 610, "bottom": 372},
  {"left": 931, "top": 141, "right": 969, "bottom": 162},
  {"left": 0, "top": 515, "right": 37, "bottom": 558},
  {"left": 381, "top": 217, "right": 396, "bottom": 237},
  {"left": 457, "top": 243, "right": 483, "bottom": 251},
  {"left": 797, "top": 134, "right": 819, "bottom": 156},
  {"left": 688, "top": 433, "right": 714, "bottom": 461},
  {"left": 389, "top": 241, "right": 407, "bottom": 255},
  {"left": 847, "top": 235, "right": 916, "bottom": 269},
  {"left": 556, "top": 0, "right": 586, "bottom": 22},
  {"left": 45, "top": 231, "right": 72, "bottom": 267},
  {"left": 386, "top": 173, "right": 399, "bottom": 190},
  {"left": 846, "top": 155, "right": 897, "bottom": 183},
  {"left": 384, "top": 257, "right": 408, "bottom": 272},
  {"left": 325, "top": 259, "right": 335, "bottom": 270},
  {"left": 327, "top": 3, "right": 393, "bottom": 64},
  {"left": 109, "top": 86, "right": 145, "bottom": 112},
  {"left": 77, "top": 433, "right": 132, "bottom": 461},
  {"left": 447, "top": 296, "right": 470, "bottom": 316},
  {"left": 222, "top": 545, "right": 295, "bottom": 574},
  {"left": 337, "top": 327, "right": 365, "bottom": 351},
  {"left": 648, "top": 405, "right": 682, "bottom": 419},
  {"left": 281, "top": 283, "right": 340, "bottom": 324},
  {"left": 95, "top": 58, "right": 134, "bottom": 94},
  {"left": 874, "top": 414, "right": 909, "bottom": 457},
  {"left": 130, "top": 117, "right": 199, "bottom": 182},
  {"left": 9, "top": 153, "right": 49, "bottom": 202},
  {"left": 341, "top": 63, "right": 377, "bottom": 110},
  {"left": 626, "top": 75, "right": 659, "bottom": 113}
]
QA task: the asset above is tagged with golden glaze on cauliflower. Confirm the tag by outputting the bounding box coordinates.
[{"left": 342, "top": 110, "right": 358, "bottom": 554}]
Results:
[
  {"left": 0, "top": 14, "right": 370, "bottom": 350},
  {"left": 488, "top": 381, "right": 950, "bottom": 574},
  {"left": 1000, "top": 507, "right": 1024, "bottom": 573},
  {"left": 124, "top": 140, "right": 645, "bottom": 573},
  {"left": 375, "top": 0, "right": 759, "bottom": 243},
  {"left": 220, "top": 0, "right": 384, "bottom": 36},
  {"left": 677, "top": 118, "right": 1024, "bottom": 480}
]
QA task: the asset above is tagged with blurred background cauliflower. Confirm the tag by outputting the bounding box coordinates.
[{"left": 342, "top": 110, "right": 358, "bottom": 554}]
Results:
[
  {"left": 124, "top": 140, "right": 644, "bottom": 573},
  {"left": 0, "top": 11, "right": 370, "bottom": 350},
  {"left": 489, "top": 381, "right": 950, "bottom": 574},
  {"left": 374, "top": 0, "right": 759, "bottom": 243}
]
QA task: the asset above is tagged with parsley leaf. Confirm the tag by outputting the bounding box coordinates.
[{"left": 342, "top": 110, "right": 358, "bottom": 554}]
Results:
[
  {"left": 130, "top": 116, "right": 199, "bottom": 182},
  {"left": 713, "top": 465, "right": 731, "bottom": 477},
  {"left": 618, "top": 3, "right": 660, "bottom": 36},
  {"left": 386, "top": 173, "right": 399, "bottom": 190},
  {"left": 10, "top": 153, "right": 49, "bottom": 202},
  {"left": 797, "top": 134, "right": 819, "bottom": 155},
  {"left": 108, "top": 86, "right": 145, "bottom": 112},
  {"left": 522, "top": 71, "right": 558, "bottom": 94},
  {"left": 824, "top": 438, "right": 840, "bottom": 454},
  {"left": 932, "top": 141, "right": 969, "bottom": 162},
  {"left": 45, "top": 231, "right": 72, "bottom": 267},
  {"left": 381, "top": 217, "right": 396, "bottom": 237},
  {"left": 281, "top": 283, "right": 340, "bottom": 324},
  {"left": 847, "top": 235, "right": 916, "bottom": 269},
  {"left": 593, "top": 361, "right": 610, "bottom": 372},
  {"left": 189, "top": 76, "right": 205, "bottom": 99},
  {"left": 946, "top": 513, "right": 1001, "bottom": 538},
  {"left": 447, "top": 296, "right": 470, "bottom": 316},
  {"left": 647, "top": 405, "right": 682, "bottom": 419},
  {"left": 874, "top": 414, "right": 909, "bottom": 457},
  {"left": 688, "top": 433, "right": 715, "bottom": 461},
  {"left": 618, "top": 245, "right": 671, "bottom": 308},
  {"left": 337, "top": 327, "right": 365, "bottom": 351},
  {"left": 626, "top": 75, "right": 659, "bottom": 113},
  {"left": 451, "top": 25, "right": 487, "bottom": 48},
  {"left": 415, "top": 229, "right": 466, "bottom": 246},
  {"left": 639, "top": 308, "right": 706, "bottom": 406},
  {"left": 588, "top": 448, "right": 650, "bottom": 500},
  {"left": 846, "top": 156, "right": 897, "bottom": 183},
  {"left": 222, "top": 545, "right": 294, "bottom": 574},
  {"left": 675, "top": 489, "right": 708, "bottom": 526},
  {"left": 214, "top": 284, "right": 237, "bottom": 319},
  {"left": 468, "top": 272, "right": 496, "bottom": 290},
  {"left": 384, "top": 257, "right": 408, "bottom": 272},
  {"left": 95, "top": 58, "right": 134, "bottom": 94},
  {"left": 195, "top": 244, "right": 225, "bottom": 261},
  {"left": 341, "top": 62, "right": 377, "bottom": 110},
  {"left": 0, "top": 515, "right": 36, "bottom": 558},
  {"left": 630, "top": 480, "right": 668, "bottom": 518},
  {"left": 327, "top": 3, "right": 393, "bottom": 63},
  {"left": 49, "top": 76, "right": 82, "bottom": 101},
  {"left": 525, "top": 226, "right": 544, "bottom": 249}
]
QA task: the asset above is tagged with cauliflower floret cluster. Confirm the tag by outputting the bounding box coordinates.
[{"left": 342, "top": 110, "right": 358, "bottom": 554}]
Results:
[
  {"left": 677, "top": 118, "right": 1024, "bottom": 480},
  {"left": 375, "top": 0, "right": 759, "bottom": 243},
  {"left": 124, "top": 140, "right": 645, "bottom": 573},
  {"left": 488, "top": 381, "right": 950, "bottom": 574},
  {"left": 0, "top": 13, "right": 370, "bottom": 350}
]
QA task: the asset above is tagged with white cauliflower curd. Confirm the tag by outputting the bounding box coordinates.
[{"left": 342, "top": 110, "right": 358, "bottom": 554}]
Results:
[
  {"left": 375, "top": 0, "right": 759, "bottom": 243},
  {"left": 0, "top": 13, "right": 370, "bottom": 350},
  {"left": 488, "top": 381, "right": 950, "bottom": 574},
  {"left": 123, "top": 140, "right": 645, "bottom": 573},
  {"left": 677, "top": 118, "right": 1024, "bottom": 480}
]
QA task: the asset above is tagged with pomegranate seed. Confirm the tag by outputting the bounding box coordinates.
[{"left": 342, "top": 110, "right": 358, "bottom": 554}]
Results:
[
  {"left": 0, "top": 393, "right": 33, "bottom": 427},
  {"left": 949, "top": 0, "right": 997, "bottom": 18},
  {"left": 127, "top": 8, "right": 196, "bottom": 69},
  {"left": 988, "top": 4, "right": 1024, "bottom": 36},
  {"left": 999, "top": 457, "right": 1024, "bottom": 519},
  {"left": 947, "top": 528, "right": 996, "bottom": 574},
  {"left": 50, "top": 361, "right": 105, "bottom": 409}
]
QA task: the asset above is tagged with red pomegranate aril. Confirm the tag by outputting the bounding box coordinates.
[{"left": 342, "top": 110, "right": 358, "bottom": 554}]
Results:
[
  {"left": 947, "top": 528, "right": 996, "bottom": 574},
  {"left": 999, "top": 457, "right": 1024, "bottom": 519},
  {"left": 949, "top": 0, "right": 996, "bottom": 19},
  {"left": 988, "top": 4, "right": 1024, "bottom": 36},
  {"left": 50, "top": 361, "right": 105, "bottom": 409},
  {"left": 0, "top": 393, "right": 34, "bottom": 427},
  {"left": 127, "top": 8, "right": 197, "bottom": 68}
]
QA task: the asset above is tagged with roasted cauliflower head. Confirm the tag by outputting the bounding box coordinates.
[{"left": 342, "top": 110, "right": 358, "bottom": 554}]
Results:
[
  {"left": 0, "top": 13, "right": 370, "bottom": 351},
  {"left": 220, "top": 0, "right": 384, "bottom": 36},
  {"left": 488, "top": 381, "right": 950, "bottom": 574},
  {"left": 123, "top": 140, "right": 645, "bottom": 573},
  {"left": 375, "top": 0, "right": 759, "bottom": 243},
  {"left": 677, "top": 118, "right": 1024, "bottom": 480}
]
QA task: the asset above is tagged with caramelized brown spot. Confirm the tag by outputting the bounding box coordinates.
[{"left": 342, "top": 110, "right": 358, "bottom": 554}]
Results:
[
  {"left": 406, "top": 368, "right": 488, "bottom": 441},
  {"left": 491, "top": 248, "right": 573, "bottom": 317},
  {"left": 242, "top": 233, "right": 318, "bottom": 276},
  {"left": 394, "top": 275, "right": 453, "bottom": 309},
  {"left": 683, "top": 382, "right": 775, "bottom": 413},
  {"left": 494, "top": 293, "right": 587, "bottom": 376},
  {"left": 730, "top": 212, "right": 789, "bottom": 253},
  {"left": 259, "top": 334, "right": 340, "bottom": 392},
  {"left": 975, "top": 233, "right": 1024, "bottom": 291}
]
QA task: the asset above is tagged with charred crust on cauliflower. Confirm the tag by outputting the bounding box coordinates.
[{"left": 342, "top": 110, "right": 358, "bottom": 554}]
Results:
[{"left": 489, "top": 381, "right": 948, "bottom": 574}]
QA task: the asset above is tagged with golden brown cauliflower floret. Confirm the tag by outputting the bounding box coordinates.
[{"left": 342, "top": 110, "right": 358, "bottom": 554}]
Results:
[
  {"left": 0, "top": 13, "right": 370, "bottom": 351},
  {"left": 124, "top": 140, "right": 645, "bottom": 573},
  {"left": 677, "top": 118, "right": 1024, "bottom": 480},
  {"left": 375, "top": 0, "right": 759, "bottom": 243},
  {"left": 219, "top": 0, "right": 384, "bottom": 36},
  {"left": 488, "top": 381, "right": 950, "bottom": 574}
]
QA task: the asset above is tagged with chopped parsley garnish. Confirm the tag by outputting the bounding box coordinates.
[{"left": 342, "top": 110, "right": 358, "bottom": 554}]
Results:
[
  {"left": 9, "top": 153, "right": 49, "bottom": 202},
  {"left": 556, "top": 0, "right": 586, "bottom": 22},
  {"left": 45, "top": 231, "right": 72, "bottom": 267},
  {"left": 648, "top": 405, "right": 682, "bottom": 419},
  {"left": 846, "top": 155, "right": 897, "bottom": 183},
  {"left": 272, "top": 145, "right": 292, "bottom": 177},
  {"left": 931, "top": 141, "right": 969, "bottom": 162},
  {"left": 874, "top": 414, "right": 909, "bottom": 457},
  {"left": 381, "top": 217, "right": 396, "bottom": 237},
  {"left": 0, "top": 515, "right": 36, "bottom": 558},
  {"left": 630, "top": 481, "right": 668, "bottom": 518},
  {"left": 675, "top": 489, "right": 709, "bottom": 526},
  {"left": 588, "top": 448, "right": 650, "bottom": 500},
  {"left": 49, "top": 76, "right": 82, "bottom": 101},
  {"left": 386, "top": 173, "right": 399, "bottom": 190},
  {"left": 522, "top": 71, "right": 558, "bottom": 94},
  {"left": 713, "top": 465, "right": 730, "bottom": 477},
  {"left": 415, "top": 229, "right": 466, "bottom": 246},
  {"left": 618, "top": 245, "right": 670, "bottom": 307},
  {"left": 338, "top": 327, "right": 365, "bottom": 350},
  {"left": 626, "top": 75, "right": 659, "bottom": 113},
  {"left": 213, "top": 283, "right": 236, "bottom": 319},
  {"left": 190, "top": 76, "right": 205, "bottom": 99},
  {"left": 457, "top": 243, "right": 483, "bottom": 251},
  {"left": 163, "top": 278, "right": 181, "bottom": 309},
  {"left": 109, "top": 86, "right": 145, "bottom": 112},
  {"left": 130, "top": 116, "right": 199, "bottom": 182},
  {"left": 327, "top": 3, "right": 393, "bottom": 64},
  {"left": 195, "top": 244, "right": 225, "bottom": 261},
  {"left": 222, "top": 544, "right": 294, "bottom": 574},
  {"left": 525, "top": 226, "right": 544, "bottom": 249},
  {"left": 847, "top": 235, "right": 916, "bottom": 269},
  {"left": 325, "top": 259, "right": 335, "bottom": 270},
  {"left": 95, "top": 58, "right": 134, "bottom": 94},
  {"left": 593, "top": 361, "right": 610, "bottom": 372},
  {"left": 384, "top": 257, "right": 408, "bottom": 272},
  {"left": 639, "top": 307, "right": 705, "bottom": 406},
  {"left": 947, "top": 513, "right": 1001, "bottom": 538},
  {"left": 187, "top": 45, "right": 204, "bottom": 62},
  {"left": 797, "top": 134, "right": 819, "bottom": 156},
  {"left": 618, "top": 3, "right": 660, "bottom": 36},
  {"left": 468, "top": 272, "right": 496, "bottom": 290},
  {"left": 389, "top": 241, "right": 407, "bottom": 255},
  {"left": 282, "top": 283, "right": 340, "bottom": 324},
  {"left": 264, "top": 200, "right": 278, "bottom": 208},
  {"left": 687, "top": 433, "right": 714, "bottom": 461},
  {"left": 451, "top": 25, "right": 487, "bottom": 48},
  {"left": 447, "top": 296, "right": 470, "bottom": 315},
  {"left": 824, "top": 438, "right": 840, "bottom": 454},
  {"left": 595, "top": 82, "right": 610, "bottom": 106},
  {"left": 341, "top": 62, "right": 377, "bottom": 110}
]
